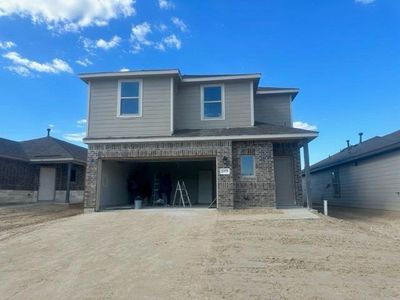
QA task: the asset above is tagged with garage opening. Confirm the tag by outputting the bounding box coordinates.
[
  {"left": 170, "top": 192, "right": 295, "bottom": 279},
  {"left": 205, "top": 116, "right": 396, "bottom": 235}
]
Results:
[{"left": 99, "top": 158, "right": 216, "bottom": 210}]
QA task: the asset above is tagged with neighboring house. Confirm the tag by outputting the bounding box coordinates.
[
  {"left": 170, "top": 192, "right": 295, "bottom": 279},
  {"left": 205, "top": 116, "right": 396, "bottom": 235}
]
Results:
[
  {"left": 308, "top": 130, "right": 400, "bottom": 211},
  {"left": 80, "top": 69, "right": 318, "bottom": 212},
  {"left": 0, "top": 133, "right": 87, "bottom": 204}
]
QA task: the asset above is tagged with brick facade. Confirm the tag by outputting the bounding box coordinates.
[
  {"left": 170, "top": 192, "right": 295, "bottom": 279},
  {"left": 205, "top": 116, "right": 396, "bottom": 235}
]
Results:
[
  {"left": 232, "top": 141, "right": 276, "bottom": 208},
  {"left": 0, "top": 158, "right": 38, "bottom": 190},
  {"left": 0, "top": 158, "right": 86, "bottom": 204},
  {"left": 84, "top": 139, "right": 303, "bottom": 211}
]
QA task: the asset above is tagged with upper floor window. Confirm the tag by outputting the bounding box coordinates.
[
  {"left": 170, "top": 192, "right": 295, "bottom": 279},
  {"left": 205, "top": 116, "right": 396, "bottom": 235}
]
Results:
[
  {"left": 118, "top": 80, "right": 142, "bottom": 117},
  {"left": 201, "top": 84, "right": 225, "bottom": 120},
  {"left": 241, "top": 155, "right": 255, "bottom": 177}
]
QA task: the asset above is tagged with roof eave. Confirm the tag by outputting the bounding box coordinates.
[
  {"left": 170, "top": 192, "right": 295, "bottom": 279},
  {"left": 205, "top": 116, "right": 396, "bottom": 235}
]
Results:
[
  {"left": 181, "top": 74, "right": 261, "bottom": 83},
  {"left": 83, "top": 132, "right": 318, "bottom": 144},
  {"left": 310, "top": 143, "right": 400, "bottom": 174},
  {"left": 79, "top": 69, "right": 182, "bottom": 83}
]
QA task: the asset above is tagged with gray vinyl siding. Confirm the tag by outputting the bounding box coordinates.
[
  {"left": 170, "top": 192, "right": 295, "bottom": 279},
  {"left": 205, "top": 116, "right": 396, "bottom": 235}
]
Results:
[
  {"left": 174, "top": 81, "right": 252, "bottom": 130},
  {"left": 254, "top": 94, "right": 292, "bottom": 126},
  {"left": 88, "top": 77, "right": 172, "bottom": 138},
  {"left": 309, "top": 150, "right": 400, "bottom": 211}
]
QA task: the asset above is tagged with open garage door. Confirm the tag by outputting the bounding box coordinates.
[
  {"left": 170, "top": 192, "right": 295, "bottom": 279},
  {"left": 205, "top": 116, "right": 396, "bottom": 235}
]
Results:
[{"left": 99, "top": 158, "right": 216, "bottom": 210}]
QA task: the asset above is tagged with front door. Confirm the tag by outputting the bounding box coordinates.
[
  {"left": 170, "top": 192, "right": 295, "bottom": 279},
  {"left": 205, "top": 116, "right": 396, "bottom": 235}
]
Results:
[
  {"left": 198, "top": 170, "right": 212, "bottom": 204},
  {"left": 274, "top": 157, "right": 296, "bottom": 207},
  {"left": 38, "top": 167, "right": 56, "bottom": 201}
]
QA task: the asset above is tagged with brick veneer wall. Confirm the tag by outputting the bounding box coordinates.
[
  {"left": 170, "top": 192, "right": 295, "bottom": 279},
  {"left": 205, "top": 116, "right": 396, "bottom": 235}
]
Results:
[
  {"left": 84, "top": 140, "right": 234, "bottom": 211},
  {"left": 55, "top": 164, "right": 86, "bottom": 190},
  {"left": 0, "top": 158, "right": 38, "bottom": 190},
  {"left": 84, "top": 140, "right": 302, "bottom": 211},
  {"left": 232, "top": 141, "right": 276, "bottom": 208},
  {"left": 273, "top": 143, "right": 303, "bottom": 206}
]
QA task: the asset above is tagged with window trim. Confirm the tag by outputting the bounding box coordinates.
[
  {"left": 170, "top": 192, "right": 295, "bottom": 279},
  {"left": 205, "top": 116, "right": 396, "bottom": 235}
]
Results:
[
  {"left": 240, "top": 155, "right": 256, "bottom": 177},
  {"left": 117, "top": 79, "right": 143, "bottom": 118},
  {"left": 200, "top": 84, "right": 225, "bottom": 121}
]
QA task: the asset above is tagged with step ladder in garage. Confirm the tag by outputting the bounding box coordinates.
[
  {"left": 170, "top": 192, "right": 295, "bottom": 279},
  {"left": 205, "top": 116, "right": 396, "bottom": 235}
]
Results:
[
  {"left": 152, "top": 174, "right": 160, "bottom": 206},
  {"left": 172, "top": 180, "right": 192, "bottom": 208}
]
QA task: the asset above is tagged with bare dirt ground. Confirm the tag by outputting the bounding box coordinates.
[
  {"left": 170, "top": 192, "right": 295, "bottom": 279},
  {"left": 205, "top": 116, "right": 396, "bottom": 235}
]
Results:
[
  {"left": 0, "top": 206, "right": 399, "bottom": 299},
  {"left": 0, "top": 203, "right": 83, "bottom": 241}
]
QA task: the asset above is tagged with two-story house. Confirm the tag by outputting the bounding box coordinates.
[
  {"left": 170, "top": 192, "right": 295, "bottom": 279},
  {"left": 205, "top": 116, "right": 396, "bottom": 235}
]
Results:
[{"left": 80, "top": 69, "right": 317, "bottom": 212}]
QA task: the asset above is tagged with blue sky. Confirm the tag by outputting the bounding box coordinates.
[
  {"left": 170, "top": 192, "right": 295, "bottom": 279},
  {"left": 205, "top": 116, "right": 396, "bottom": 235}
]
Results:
[{"left": 0, "top": 0, "right": 399, "bottom": 164}]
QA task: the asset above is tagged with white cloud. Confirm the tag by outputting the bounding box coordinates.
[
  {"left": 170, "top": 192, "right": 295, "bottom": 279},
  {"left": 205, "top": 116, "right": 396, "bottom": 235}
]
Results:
[
  {"left": 0, "top": 0, "right": 136, "bottom": 32},
  {"left": 130, "top": 21, "right": 184, "bottom": 53},
  {"left": 0, "top": 40, "right": 16, "bottom": 49},
  {"left": 163, "top": 34, "right": 181, "bottom": 49},
  {"left": 159, "top": 0, "right": 174, "bottom": 10},
  {"left": 155, "top": 23, "right": 168, "bottom": 32},
  {"left": 171, "top": 17, "right": 187, "bottom": 32},
  {"left": 48, "top": 124, "right": 55, "bottom": 129},
  {"left": 77, "top": 119, "right": 87, "bottom": 125},
  {"left": 120, "top": 68, "right": 129, "bottom": 71},
  {"left": 154, "top": 42, "right": 166, "bottom": 51},
  {"left": 355, "top": 0, "right": 375, "bottom": 4},
  {"left": 96, "top": 35, "right": 121, "bottom": 50},
  {"left": 63, "top": 132, "right": 86, "bottom": 142},
  {"left": 131, "top": 22, "right": 152, "bottom": 45},
  {"left": 293, "top": 121, "right": 317, "bottom": 131},
  {"left": 82, "top": 35, "right": 121, "bottom": 51},
  {"left": 4, "top": 65, "right": 31, "bottom": 76},
  {"left": 76, "top": 58, "right": 92, "bottom": 67},
  {"left": 130, "top": 22, "right": 153, "bottom": 52},
  {"left": 3, "top": 51, "right": 72, "bottom": 75}
]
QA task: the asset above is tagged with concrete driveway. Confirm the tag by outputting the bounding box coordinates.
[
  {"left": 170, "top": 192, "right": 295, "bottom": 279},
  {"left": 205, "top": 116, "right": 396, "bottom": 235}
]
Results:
[{"left": 0, "top": 208, "right": 399, "bottom": 299}]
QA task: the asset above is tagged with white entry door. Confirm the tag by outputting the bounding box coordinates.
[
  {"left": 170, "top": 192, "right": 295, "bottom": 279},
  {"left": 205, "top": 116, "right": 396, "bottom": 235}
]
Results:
[
  {"left": 38, "top": 167, "right": 56, "bottom": 201},
  {"left": 274, "top": 157, "right": 296, "bottom": 207},
  {"left": 198, "top": 170, "right": 212, "bottom": 204}
]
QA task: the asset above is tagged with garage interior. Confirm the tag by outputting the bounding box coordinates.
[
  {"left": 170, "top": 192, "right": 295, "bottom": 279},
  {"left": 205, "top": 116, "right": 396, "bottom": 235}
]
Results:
[{"left": 99, "top": 158, "right": 216, "bottom": 210}]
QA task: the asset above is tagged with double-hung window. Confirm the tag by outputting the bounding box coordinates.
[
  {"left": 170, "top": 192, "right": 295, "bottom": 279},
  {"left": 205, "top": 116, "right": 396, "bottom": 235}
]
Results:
[
  {"left": 241, "top": 155, "right": 255, "bottom": 177},
  {"left": 201, "top": 85, "right": 224, "bottom": 120},
  {"left": 118, "top": 80, "right": 142, "bottom": 117}
]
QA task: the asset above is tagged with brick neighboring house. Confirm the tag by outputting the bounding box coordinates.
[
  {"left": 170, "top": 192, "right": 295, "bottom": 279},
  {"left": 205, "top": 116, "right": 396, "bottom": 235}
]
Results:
[
  {"left": 0, "top": 134, "right": 87, "bottom": 204},
  {"left": 80, "top": 69, "right": 318, "bottom": 212}
]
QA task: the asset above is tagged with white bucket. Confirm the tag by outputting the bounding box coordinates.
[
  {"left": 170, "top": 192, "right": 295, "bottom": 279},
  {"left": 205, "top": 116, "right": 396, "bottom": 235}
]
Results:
[{"left": 134, "top": 199, "right": 142, "bottom": 209}]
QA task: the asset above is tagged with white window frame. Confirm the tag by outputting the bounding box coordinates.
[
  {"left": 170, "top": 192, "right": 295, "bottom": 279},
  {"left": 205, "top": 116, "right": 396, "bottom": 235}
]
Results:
[
  {"left": 201, "top": 84, "right": 225, "bottom": 120},
  {"left": 240, "top": 155, "right": 256, "bottom": 177},
  {"left": 117, "top": 79, "right": 143, "bottom": 118}
]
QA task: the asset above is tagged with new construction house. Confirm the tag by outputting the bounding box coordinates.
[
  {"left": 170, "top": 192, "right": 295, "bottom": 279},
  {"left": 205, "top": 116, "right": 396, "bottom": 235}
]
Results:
[{"left": 80, "top": 69, "right": 318, "bottom": 212}]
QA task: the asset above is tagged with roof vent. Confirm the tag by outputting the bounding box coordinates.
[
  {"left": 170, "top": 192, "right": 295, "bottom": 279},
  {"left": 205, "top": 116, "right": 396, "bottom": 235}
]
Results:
[
  {"left": 47, "top": 128, "right": 51, "bottom": 137},
  {"left": 346, "top": 140, "right": 350, "bottom": 148},
  {"left": 359, "top": 132, "right": 363, "bottom": 144}
]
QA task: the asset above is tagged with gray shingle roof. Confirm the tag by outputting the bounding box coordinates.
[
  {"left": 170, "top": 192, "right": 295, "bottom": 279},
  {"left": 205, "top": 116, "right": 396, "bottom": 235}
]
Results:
[
  {"left": 0, "top": 138, "right": 28, "bottom": 161},
  {"left": 257, "top": 87, "right": 298, "bottom": 92},
  {"left": 0, "top": 136, "right": 87, "bottom": 163},
  {"left": 84, "top": 122, "right": 317, "bottom": 142},
  {"left": 181, "top": 73, "right": 259, "bottom": 79},
  {"left": 310, "top": 130, "right": 400, "bottom": 173},
  {"left": 173, "top": 122, "right": 317, "bottom": 138}
]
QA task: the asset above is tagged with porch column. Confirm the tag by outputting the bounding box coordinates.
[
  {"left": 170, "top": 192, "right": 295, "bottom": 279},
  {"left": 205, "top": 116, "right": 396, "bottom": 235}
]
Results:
[
  {"left": 303, "top": 143, "right": 312, "bottom": 209},
  {"left": 66, "top": 162, "right": 72, "bottom": 204}
]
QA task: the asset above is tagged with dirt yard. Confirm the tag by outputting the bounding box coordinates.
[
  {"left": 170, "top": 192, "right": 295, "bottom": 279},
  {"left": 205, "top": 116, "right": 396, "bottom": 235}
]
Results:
[
  {"left": 0, "top": 206, "right": 399, "bottom": 299},
  {"left": 0, "top": 203, "right": 83, "bottom": 241}
]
